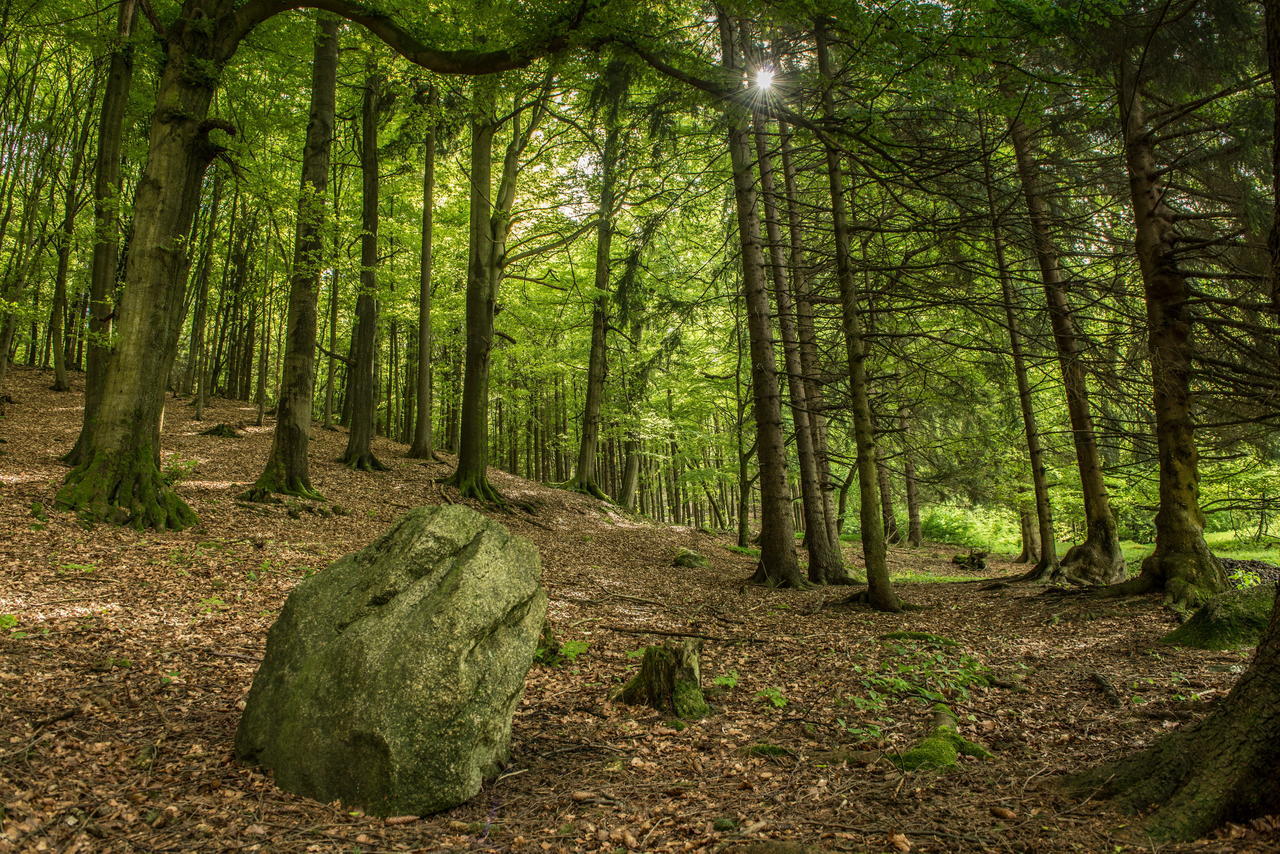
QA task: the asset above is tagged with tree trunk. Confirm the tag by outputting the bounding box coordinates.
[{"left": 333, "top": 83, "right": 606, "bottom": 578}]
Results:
[
  {"left": 65, "top": 0, "right": 137, "bottom": 464},
  {"left": 900, "top": 408, "right": 923, "bottom": 547},
  {"left": 720, "top": 15, "right": 803, "bottom": 589},
  {"left": 341, "top": 72, "right": 387, "bottom": 472},
  {"left": 616, "top": 639, "right": 708, "bottom": 720},
  {"left": 877, "top": 451, "right": 902, "bottom": 546},
  {"left": 816, "top": 18, "right": 900, "bottom": 611},
  {"left": 55, "top": 26, "right": 230, "bottom": 530},
  {"left": 980, "top": 129, "right": 1058, "bottom": 578},
  {"left": 1009, "top": 117, "right": 1124, "bottom": 586},
  {"left": 1101, "top": 65, "right": 1225, "bottom": 609},
  {"left": 407, "top": 88, "right": 437, "bottom": 459},
  {"left": 246, "top": 16, "right": 338, "bottom": 499},
  {"left": 569, "top": 62, "right": 626, "bottom": 500},
  {"left": 1068, "top": 586, "right": 1280, "bottom": 840},
  {"left": 754, "top": 111, "right": 847, "bottom": 584}
]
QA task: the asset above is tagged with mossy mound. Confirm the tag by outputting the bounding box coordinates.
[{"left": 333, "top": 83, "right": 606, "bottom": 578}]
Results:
[
  {"left": 1161, "top": 585, "right": 1275, "bottom": 650},
  {"left": 673, "top": 548, "right": 708, "bottom": 568},
  {"left": 879, "top": 631, "right": 959, "bottom": 647},
  {"left": 891, "top": 704, "right": 992, "bottom": 771},
  {"left": 200, "top": 422, "right": 245, "bottom": 438}
]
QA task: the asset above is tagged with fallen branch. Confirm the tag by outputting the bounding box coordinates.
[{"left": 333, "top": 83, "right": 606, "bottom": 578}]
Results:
[{"left": 602, "top": 624, "right": 767, "bottom": 644}]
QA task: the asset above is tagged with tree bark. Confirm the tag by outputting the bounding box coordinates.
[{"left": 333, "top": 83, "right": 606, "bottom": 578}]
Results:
[
  {"left": 341, "top": 71, "right": 387, "bottom": 472},
  {"left": 1101, "top": 64, "right": 1225, "bottom": 609},
  {"left": 569, "top": 61, "right": 627, "bottom": 500},
  {"left": 65, "top": 0, "right": 137, "bottom": 464},
  {"left": 1068, "top": 586, "right": 1280, "bottom": 840},
  {"left": 815, "top": 18, "right": 901, "bottom": 611},
  {"left": 247, "top": 15, "right": 338, "bottom": 499},
  {"left": 1009, "top": 117, "right": 1124, "bottom": 586},
  {"left": 753, "top": 112, "right": 847, "bottom": 584},
  {"left": 900, "top": 408, "right": 923, "bottom": 547},
  {"left": 719, "top": 15, "right": 803, "bottom": 589},
  {"left": 407, "top": 88, "right": 437, "bottom": 459}
]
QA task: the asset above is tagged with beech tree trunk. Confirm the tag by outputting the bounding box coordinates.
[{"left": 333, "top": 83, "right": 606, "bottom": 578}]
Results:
[
  {"left": 247, "top": 16, "right": 338, "bottom": 498},
  {"left": 719, "top": 16, "right": 803, "bottom": 589},
  {"left": 65, "top": 0, "right": 137, "bottom": 465},
  {"left": 341, "top": 72, "right": 387, "bottom": 472},
  {"left": 570, "top": 61, "right": 626, "bottom": 500},
  {"left": 1009, "top": 117, "right": 1124, "bottom": 586},
  {"left": 407, "top": 88, "right": 437, "bottom": 459},
  {"left": 1101, "top": 65, "right": 1225, "bottom": 609},
  {"left": 816, "top": 17, "right": 900, "bottom": 611}
]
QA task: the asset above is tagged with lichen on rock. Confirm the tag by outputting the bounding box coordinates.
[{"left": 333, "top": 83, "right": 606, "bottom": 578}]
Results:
[{"left": 234, "top": 505, "right": 546, "bottom": 816}]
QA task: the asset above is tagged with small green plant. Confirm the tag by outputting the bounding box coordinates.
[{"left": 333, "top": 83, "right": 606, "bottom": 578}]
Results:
[
  {"left": 198, "top": 596, "right": 228, "bottom": 613},
  {"left": 712, "top": 670, "right": 740, "bottom": 689},
  {"left": 835, "top": 718, "right": 884, "bottom": 743},
  {"left": 0, "top": 614, "right": 26, "bottom": 638},
  {"left": 246, "top": 560, "right": 274, "bottom": 583},
  {"left": 757, "top": 686, "right": 788, "bottom": 708},
  {"left": 60, "top": 562, "right": 97, "bottom": 574},
  {"left": 161, "top": 454, "right": 199, "bottom": 484},
  {"left": 559, "top": 639, "right": 589, "bottom": 661},
  {"left": 1227, "top": 566, "right": 1261, "bottom": 589},
  {"left": 160, "top": 670, "right": 182, "bottom": 685}
]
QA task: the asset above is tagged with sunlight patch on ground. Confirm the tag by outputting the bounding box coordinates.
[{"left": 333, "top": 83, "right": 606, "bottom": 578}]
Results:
[{"left": 0, "top": 473, "right": 46, "bottom": 485}]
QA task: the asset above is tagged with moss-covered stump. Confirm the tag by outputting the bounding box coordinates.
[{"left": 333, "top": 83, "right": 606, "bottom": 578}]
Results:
[
  {"left": 891, "top": 704, "right": 992, "bottom": 771},
  {"left": 616, "top": 639, "right": 709, "bottom": 719},
  {"left": 199, "top": 422, "right": 244, "bottom": 437},
  {"left": 1161, "top": 585, "right": 1275, "bottom": 650},
  {"left": 673, "top": 548, "right": 708, "bottom": 568},
  {"left": 235, "top": 505, "right": 547, "bottom": 816}
]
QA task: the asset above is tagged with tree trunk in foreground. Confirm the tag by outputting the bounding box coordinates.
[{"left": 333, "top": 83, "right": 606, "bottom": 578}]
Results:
[
  {"left": 1068, "top": 586, "right": 1280, "bottom": 840},
  {"left": 341, "top": 73, "right": 387, "bottom": 472},
  {"left": 720, "top": 16, "right": 803, "bottom": 589},
  {"left": 1010, "top": 117, "right": 1124, "bottom": 586},
  {"left": 247, "top": 16, "right": 338, "bottom": 499},
  {"left": 816, "top": 17, "right": 900, "bottom": 611},
  {"left": 1100, "top": 64, "right": 1225, "bottom": 610},
  {"left": 407, "top": 88, "right": 437, "bottom": 459}
]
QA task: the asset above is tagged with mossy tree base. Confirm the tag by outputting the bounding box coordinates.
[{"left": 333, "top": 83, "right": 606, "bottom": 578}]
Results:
[
  {"left": 341, "top": 451, "right": 389, "bottom": 473},
  {"left": 241, "top": 465, "right": 325, "bottom": 504},
  {"left": 616, "top": 639, "right": 709, "bottom": 720},
  {"left": 1161, "top": 585, "right": 1274, "bottom": 650},
  {"left": 1067, "top": 586, "right": 1280, "bottom": 842},
  {"left": 443, "top": 467, "right": 507, "bottom": 505},
  {"left": 56, "top": 449, "right": 198, "bottom": 531},
  {"left": 841, "top": 587, "right": 908, "bottom": 613},
  {"left": 1100, "top": 547, "right": 1228, "bottom": 612},
  {"left": 559, "top": 476, "right": 609, "bottom": 502},
  {"left": 1057, "top": 534, "right": 1126, "bottom": 586},
  {"left": 749, "top": 561, "right": 811, "bottom": 590},
  {"left": 891, "top": 704, "right": 992, "bottom": 771}
]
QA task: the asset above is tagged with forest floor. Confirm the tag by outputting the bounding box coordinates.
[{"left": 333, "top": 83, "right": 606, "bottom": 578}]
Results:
[{"left": 1, "top": 366, "right": 1277, "bottom": 854}]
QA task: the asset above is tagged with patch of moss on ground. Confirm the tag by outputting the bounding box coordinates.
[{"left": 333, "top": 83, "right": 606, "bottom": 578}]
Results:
[
  {"left": 1162, "top": 585, "right": 1275, "bottom": 650},
  {"left": 891, "top": 704, "right": 992, "bottom": 771},
  {"left": 878, "top": 630, "right": 959, "bottom": 647}
]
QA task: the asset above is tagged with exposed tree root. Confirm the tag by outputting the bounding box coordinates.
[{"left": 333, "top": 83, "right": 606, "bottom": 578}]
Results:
[
  {"left": 56, "top": 449, "right": 197, "bottom": 531},
  {"left": 1057, "top": 533, "right": 1126, "bottom": 586},
  {"left": 443, "top": 469, "right": 507, "bottom": 506},
  {"left": 340, "top": 451, "right": 388, "bottom": 473},
  {"left": 749, "top": 562, "right": 811, "bottom": 590},
  {"left": 240, "top": 466, "right": 325, "bottom": 504},
  {"left": 891, "top": 703, "right": 991, "bottom": 770},
  {"left": 841, "top": 587, "right": 911, "bottom": 613}
]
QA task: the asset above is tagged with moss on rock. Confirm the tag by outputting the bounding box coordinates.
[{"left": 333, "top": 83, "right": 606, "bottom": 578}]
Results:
[
  {"left": 1161, "top": 585, "right": 1275, "bottom": 650},
  {"left": 234, "top": 506, "right": 546, "bottom": 816},
  {"left": 673, "top": 548, "right": 708, "bottom": 568}
]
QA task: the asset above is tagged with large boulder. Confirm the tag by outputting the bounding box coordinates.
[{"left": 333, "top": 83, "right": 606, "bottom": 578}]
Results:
[{"left": 235, "top": 505, "right": 546, "bottom": 816}]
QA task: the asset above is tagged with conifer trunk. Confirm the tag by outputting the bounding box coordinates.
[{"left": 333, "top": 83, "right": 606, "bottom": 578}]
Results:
[
  {"left": 1102, "top": 65, "right": 1225, "bottom": 609},
  {"left": 720, "top": 15, "right": 803, "bottom": 589},
  {"left": 816, "top": 17, "right": 900, "bottom": 610},
  {"left": 1009, "top": 117, "right": 1123, "bottom": 586}
]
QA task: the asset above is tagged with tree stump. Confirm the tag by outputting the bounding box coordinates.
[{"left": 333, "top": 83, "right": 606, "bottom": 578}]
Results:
[{"left": 616, "top": 639, "right": 708, "bottom": 719}]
